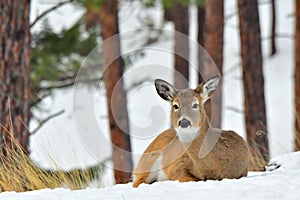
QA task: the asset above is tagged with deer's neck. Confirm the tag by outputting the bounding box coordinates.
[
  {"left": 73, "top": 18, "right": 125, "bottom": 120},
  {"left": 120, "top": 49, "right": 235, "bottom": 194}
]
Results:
[
  {"left": 175, "top": 127, "right": 201, "bottom": 143},
  {"left": 182, "top": 118, "right": 223, "bottom": 167}
]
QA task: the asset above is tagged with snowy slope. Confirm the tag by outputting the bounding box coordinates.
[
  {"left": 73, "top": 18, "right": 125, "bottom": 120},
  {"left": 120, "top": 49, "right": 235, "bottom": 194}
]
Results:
[{"left": 1, "top": 170, "right": 300, "bottom": 200}]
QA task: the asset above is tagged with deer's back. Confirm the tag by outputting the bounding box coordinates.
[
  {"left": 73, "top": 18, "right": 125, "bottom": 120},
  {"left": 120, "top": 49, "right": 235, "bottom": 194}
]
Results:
[{"left": 202, "top": 129, "right": 249, "bottom": 179}]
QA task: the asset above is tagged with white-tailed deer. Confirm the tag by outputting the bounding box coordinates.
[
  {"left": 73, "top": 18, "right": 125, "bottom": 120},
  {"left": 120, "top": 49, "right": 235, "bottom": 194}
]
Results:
[{"left": 132, "top": 76, "right": 248, "bottom": 187}]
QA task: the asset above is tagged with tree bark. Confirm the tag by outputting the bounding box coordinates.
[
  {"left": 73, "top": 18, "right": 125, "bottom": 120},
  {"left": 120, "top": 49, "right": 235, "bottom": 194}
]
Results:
[
  {"left": 197, "top": 5, "right": 205, "bottom": 84},
  {"left": 295, "top": 0, "right": 300, "bottom": 151},
  {"left": 164, "top": 8, "right": 172, "bottom": 22},
  {"left": 0, "top": 0, "right": 31, "bottom": 154},
  {"left": 238, "top": 0, "right": 269, "bottom": 170},
  {"left": 99, "top": 0, "right": 133, "bottom": 184},
  {"left": 203, "top": 0, "right": 224, "bottom": 128},
  {"left": 270, "top": 0, "right": 277, "bottom": 56},
  {"left": 171, "top": 4, "right": 189, "bottom": 89}
]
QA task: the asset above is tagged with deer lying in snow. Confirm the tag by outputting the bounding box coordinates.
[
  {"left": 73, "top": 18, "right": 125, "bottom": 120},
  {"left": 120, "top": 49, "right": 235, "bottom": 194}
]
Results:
[{"left": 133, "top": 76, "right": 248, "bottom": 187}]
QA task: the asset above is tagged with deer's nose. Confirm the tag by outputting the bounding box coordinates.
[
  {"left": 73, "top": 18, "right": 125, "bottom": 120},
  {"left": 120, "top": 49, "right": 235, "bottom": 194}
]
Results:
[{"left": 178, "top": 118, "right": 191, "bottom": 128}]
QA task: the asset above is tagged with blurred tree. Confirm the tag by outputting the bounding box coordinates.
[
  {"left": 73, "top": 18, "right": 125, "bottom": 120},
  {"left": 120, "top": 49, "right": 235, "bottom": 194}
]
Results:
[
  {"left": 238, "top": 0, "right": 269, "bottom": 170},
  {"left": 197, "top": 4, "right": 205, "bottom": 84},
  {"left": 202, "top": 0, "right": 224, "bottom": 128},
  {"left": 99, "top": 0, "right": 133, "bottom": 184},
  {"left": 171, "top": 3, "right": 190, "bottom": 89},
  {"left": 270, "top": 0, "right": 277, "bottom": 56},
  {"left": 0, "top": 0, "right": 31, "bottom": 154},
  {"left": 147, "top": 0, "right": 223, "bottom": 127},
  {"left": 295, "top": 0, "right": 300, "bottom": 151},
  {"left": 142, "top": 0, "right": 189, "bottom": 88}
]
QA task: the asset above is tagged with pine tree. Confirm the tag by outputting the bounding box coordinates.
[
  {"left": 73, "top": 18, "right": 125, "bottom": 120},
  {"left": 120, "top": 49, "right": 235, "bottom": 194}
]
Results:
[
  {"left": 171, "top": 3, "right": 190, "bottom": 89},
  {"left": 0, "top": 0, "right": 31, "bottom": 154},
  {"left": 270, "top": 0, "right": 277, "bottom": 56},
  {"left": 203, "top": 0, "right": 224, "bottom": 128},
  {"left": 99, "top": 0, "right": 133, "bottom": 184},
  {"left": 197, "top": 5, "right": 205, "bottom": 84},
  {"left": 237, "top": 0, "right": 269, "bottom": 170},
  {"left": 294, "top": 0, "right": 300, "bottom": 151}
]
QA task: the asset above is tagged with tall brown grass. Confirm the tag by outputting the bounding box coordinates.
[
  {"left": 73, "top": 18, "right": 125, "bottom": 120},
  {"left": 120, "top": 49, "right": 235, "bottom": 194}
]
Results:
[{"left": 0, "top": 133, "right": 103, "bottom": 192}]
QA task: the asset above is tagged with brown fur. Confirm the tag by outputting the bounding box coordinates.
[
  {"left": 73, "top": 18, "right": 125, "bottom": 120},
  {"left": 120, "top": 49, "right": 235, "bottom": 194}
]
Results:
[
  {"left": 133, "top": 78, "right": 249, "bottom": 187},
  {"left": 133, "top": 127, "right": 248, "bottom": 187}
]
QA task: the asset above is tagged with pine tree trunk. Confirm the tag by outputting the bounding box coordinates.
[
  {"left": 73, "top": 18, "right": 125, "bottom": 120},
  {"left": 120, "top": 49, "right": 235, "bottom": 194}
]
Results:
[
  {"left": 238, "top": 0, "right": 269, "bottom": 170},
  {"left": 294, "top": 0, "right": 300, "bottom": 151},
  {"left": 171, "top": 4, "right": 189, "bottom": 89},
  {"left": 0, "top": 0, "right": 31, "bottom": 154},
  {"left": 164, "top": 8, "right": 172, "bottom": 21},
  {"left": 270, "top": 0, "right": 277, "bottom": 56},
  {"left": 99, "top": 0, "right": 133, "bottom": 184},
  {"left": 197, "top": 5, "right": 205, "bottom": 84},
  {"left": 203, "top": 0, "right": 224, "bottom": 128}
]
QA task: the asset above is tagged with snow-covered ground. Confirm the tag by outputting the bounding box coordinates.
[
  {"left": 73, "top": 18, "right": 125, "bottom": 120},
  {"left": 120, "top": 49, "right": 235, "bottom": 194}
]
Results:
[
  {"left": 266, "top": 151, "right": 300, "bottom": 171},
  {"left": 1, "top": 151, "right": 300, "bottom": 199},
  {"left": 1, "top": 169, "right": 300, "bottom": 200}
]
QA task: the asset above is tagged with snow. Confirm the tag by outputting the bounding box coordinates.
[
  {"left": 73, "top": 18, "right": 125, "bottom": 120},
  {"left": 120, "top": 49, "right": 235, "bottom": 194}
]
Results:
[
  {"left": 1, "top": 169, "right": 300, "bottom": 200},
  {"left": 266, "top": 151, "right": 300, "bottom": 171},
  {"left": 30, "top": 0, "right": 85, "bottom": 33}
]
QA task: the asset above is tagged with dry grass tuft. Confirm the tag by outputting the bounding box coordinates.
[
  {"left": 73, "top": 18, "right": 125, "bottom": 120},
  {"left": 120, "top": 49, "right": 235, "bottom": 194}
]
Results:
[{"left": 0, "top": 134, "right": 103, "bottom": 192}]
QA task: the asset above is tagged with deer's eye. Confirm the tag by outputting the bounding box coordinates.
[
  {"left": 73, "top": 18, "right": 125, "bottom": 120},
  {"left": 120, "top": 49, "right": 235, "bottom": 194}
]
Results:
[
  {"left": 173, "top": 104, "right": 179, "bottom": 110},
  {"left": 192, "top": 103, "right": 199, "bottom": 109}
]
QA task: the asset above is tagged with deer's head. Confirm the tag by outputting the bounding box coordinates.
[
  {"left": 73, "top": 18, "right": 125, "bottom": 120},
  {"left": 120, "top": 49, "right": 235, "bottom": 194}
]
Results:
[{"left": 154, "top": 76, "right": 220, "bottom": 143}]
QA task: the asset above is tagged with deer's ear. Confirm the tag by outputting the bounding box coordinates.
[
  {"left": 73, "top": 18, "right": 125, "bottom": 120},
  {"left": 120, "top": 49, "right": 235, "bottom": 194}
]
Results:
[
  {"left": 154, "top": 79, "right": 177, "bottom": 101},
  {"left": 195, "top": 76, "right": 220, "bottom": 104}
]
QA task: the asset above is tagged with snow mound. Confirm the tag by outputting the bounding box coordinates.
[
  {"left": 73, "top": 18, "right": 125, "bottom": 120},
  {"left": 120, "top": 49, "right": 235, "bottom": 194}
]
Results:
[
  {"left": 265, "top": 151, "right": 300, "bottom": 171},
  {"left": 1, "top": 170, "right": 300, "bottom": 200}
]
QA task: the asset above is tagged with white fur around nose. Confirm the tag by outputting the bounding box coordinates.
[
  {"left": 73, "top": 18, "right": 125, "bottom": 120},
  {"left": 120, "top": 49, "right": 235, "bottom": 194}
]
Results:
[{"left": 175, "top": 127, "right": 200, "bottom": 143}]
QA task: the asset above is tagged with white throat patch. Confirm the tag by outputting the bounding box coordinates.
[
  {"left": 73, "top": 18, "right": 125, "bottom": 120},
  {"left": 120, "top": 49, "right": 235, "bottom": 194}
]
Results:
[{"left": 175, "top": 127, "right": 200, "bottom": 143}]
